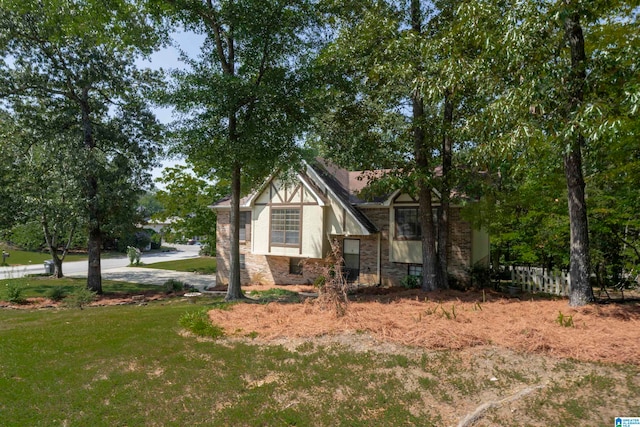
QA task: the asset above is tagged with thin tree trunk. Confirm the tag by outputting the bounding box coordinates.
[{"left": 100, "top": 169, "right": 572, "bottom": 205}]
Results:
[
  {"left": 42, "top": 216, "right": 64, "bottom": 278},
  {"left": 438, "top": 90, "right": 453, "bottom": 289},
  {"left": 81, "top": 92, "right": 102, "bottom": 293},
  {"left": 564, "top": 8, "right": 593, "bottom": 306}
]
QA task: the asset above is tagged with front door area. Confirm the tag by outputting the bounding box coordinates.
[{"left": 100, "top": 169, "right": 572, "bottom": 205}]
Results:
[{"left": 343, "top": 239, "right": 360, "bottom": 282}]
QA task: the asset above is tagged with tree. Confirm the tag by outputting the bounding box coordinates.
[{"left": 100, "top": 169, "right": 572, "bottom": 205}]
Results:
[
  {"left": 313, "top": 0, "right": 484, "bottom": 290},
  {"left": 0, "top": 1, "right": 163, "bottom": 292},
  {"left": 160, "top": 0, "right": 321, "bottom": 300},
  {"left": 154, "top": 165, "right": 227, "bottom": 251},
  {"left": 457, "top": 0, "right": 638, "bottom": 305}
]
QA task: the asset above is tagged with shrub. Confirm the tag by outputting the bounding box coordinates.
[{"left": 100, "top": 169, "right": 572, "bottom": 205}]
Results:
[
  {"left": 469, "top": 263, "right": 492, "bottom": 289},
  {"left": 64, "top": 287, "right": 97, "bottom": 309},
  {"left": 5, "top": 282, "right": 26, "bottom": 304},
  {"left": 401, "top": 275, "right": 421, "bottom": 289},
  {"left": 127, "top": 246, "right": 142, "bottom": 266},
  {"left": 145, "top": 229, "right": 162, "bottom": 250},
  {"left": 199, "top": 242, "right": 214, "bottom": 256},
  {"left": 164, "top": 279, "right": 186, "bottom": 293},
  {"left": 179, "top": 309, "right": 224, "bottom": 338},
  {"left": 46, "top": 286, "right": 66, "bottom": 302}
]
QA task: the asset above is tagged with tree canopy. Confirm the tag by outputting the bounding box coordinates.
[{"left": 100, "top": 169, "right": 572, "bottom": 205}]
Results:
[{"left": 0, "top": 0, "right": 164, "bottom": 290}]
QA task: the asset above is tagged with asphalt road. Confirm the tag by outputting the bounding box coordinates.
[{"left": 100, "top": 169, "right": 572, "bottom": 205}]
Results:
[{"left": 0, "top": 244, "right": 213, "bottom": 289}]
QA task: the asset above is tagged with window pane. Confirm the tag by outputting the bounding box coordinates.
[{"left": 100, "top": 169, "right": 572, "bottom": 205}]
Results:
[
  {"left": 271, "top": 209, "right": 300, "bottom": 246},
  {"left": 289, "top": 258, "right": 303, "bottom": 275},
  {"left": 396, "top": 208, "right": 421, "bottom": 240}
]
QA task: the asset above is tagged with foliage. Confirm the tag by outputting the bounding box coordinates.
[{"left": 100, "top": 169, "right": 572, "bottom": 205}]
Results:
[
  {"left": 164, "top": 279, "right": 187, "bottom": 293},
  {"left": 401, "top": 275, "right": 422, "bottom": 289},
  {"left": 138, "top": 191, "right": 165, "bottom": 219},
  {"left": 46, "top": 286, "right": 66, "bottom": 302},
  {"left": 64, "top": 287, "right": 97, "bottom": 310},
  {"left": 8, "top": 221, "right": 46, "bottom": 252},
  {"left": 153, "top": 165, "right": 222, "bottom": 249},
  {"left": 249, "top": 288, "right": 301, "bottom": 303},
  {"left": 198, "top": 242, "right": 213, "bottom": 256},
  {"left": 160, "top": 0, "right": 324, "bottom": 300},
  {"left": 556, "top": 311, "right": 574, "bottom": 328},
  {"left": 4, "top": 282, "right": 25, "bottom": 304},
  {"left": 127, "top": 246, "right": 142, "bottom": 266},
  {"left": 468, "top": 264, "right": 492, "bottom": 289},
  {"left": 0, "top": 0, "right": 164, "bottom": 291},
  {"left": 0, "top": 276, "right": 162, "bottom": 300},
  {"left": 179, "top": 309, "right": 224, "bottom": 339}
]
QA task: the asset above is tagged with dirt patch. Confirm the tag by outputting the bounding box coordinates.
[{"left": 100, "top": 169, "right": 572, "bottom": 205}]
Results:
[
  {"left": 209, "top": 287, "right": 640, "bottom": 365},
  {"left": 0, "top": 289, "right": 182, "bottom": 309}
]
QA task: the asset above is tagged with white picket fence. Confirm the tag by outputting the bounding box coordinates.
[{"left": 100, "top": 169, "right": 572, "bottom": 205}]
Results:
[{"left": 510, "top": 266, "right": 570, "bottom": 296}]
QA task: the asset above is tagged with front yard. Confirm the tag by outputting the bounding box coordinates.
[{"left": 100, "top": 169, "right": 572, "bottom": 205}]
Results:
[{"left": 1, "top": 278, "right": 639, "bottom": 426}]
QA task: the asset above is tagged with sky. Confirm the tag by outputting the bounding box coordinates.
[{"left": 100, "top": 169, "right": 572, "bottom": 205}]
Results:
[{"left": 140, "top": 30, "right": 205, "bottom": 188}]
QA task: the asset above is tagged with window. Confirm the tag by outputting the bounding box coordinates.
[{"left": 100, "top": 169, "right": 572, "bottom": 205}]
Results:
[
  {"left": 239, "top": 254, "right": 246, "bottom": 269},
  {"left": 271, "top": 209, "right": 300, "bottom": 246},
  {"left": 408, "top": 264, "right": 423, "bottom": 277},
  {"left": 395, "top": 207, "right": 439, "bottom": 240},
  {"left": 239, "top": 211, "right": 251, "bottom": 241},
  {"left": 395, "top": 207, "right": 421, "bottom": 240},
  {"left": 289, "top": 258, "right": 303, "bottom": 275}
]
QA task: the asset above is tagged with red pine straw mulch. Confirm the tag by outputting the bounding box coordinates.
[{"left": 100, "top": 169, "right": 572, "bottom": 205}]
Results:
[{"left": 209, "top": 288, "right": 640, "bottom": 365}]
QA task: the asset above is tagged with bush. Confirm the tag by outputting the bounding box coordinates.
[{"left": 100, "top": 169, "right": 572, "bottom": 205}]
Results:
[
  {"left": 147, "top": 230, "right": 162, "bottom": 250},
  {"left": 199, "top": 242, "right": 214, "bottom": 256},
  {"left": 5, "top": 282, "right": 26, "bottom": 304},
  {"left": 46, "top": 286, "right": 66, "bottom": 302},
  {"left": 469, "top": 263, "right": 492, "bottom": 289},
  {"left": 401, "top": 275, "right": 421, "bottom": 289},
  {"left": 127, "top": 246, "right": 142, "bottom": 266},
  {"left": 179, "top": 309, "right": 224, "bottom": 338},
  {"left": 64, "top": 287, "right": 97, "bottom": 309},
  {"left": 164, "top": 279, "right": 187, "bottom": 293}
]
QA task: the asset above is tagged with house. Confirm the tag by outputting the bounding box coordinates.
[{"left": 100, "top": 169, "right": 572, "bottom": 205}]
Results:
[{"left": 211, "top": 159, "right": 489, "bottom": 287}]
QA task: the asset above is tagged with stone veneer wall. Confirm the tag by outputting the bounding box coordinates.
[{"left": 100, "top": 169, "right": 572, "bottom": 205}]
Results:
[
  {"left": 216, "top": 211, "right": 324, "bottom": 286},
  {"left": 216, "top": 206, "right": 474, "bottom": 287}
]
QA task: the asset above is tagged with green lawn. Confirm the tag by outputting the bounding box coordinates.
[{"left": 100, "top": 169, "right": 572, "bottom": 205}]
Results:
[
  {"left": 0, "top": 295, "right": 639, "bottom": 425},
  {"left": 141, "top": 256, "right": 217, "bottom": 274},
  {"left": 0, "top": 249, "right": 87, "bottom": 266},
  {"left": 1, "top": 276, "right": 161, "bottom": 300}
]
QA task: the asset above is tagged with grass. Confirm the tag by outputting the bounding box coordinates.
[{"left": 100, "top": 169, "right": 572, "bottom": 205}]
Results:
[
  {"left": 0, "top": 249, "right": 87, "bottom": 266},
  {"left": 140, "top": 256, "right": 217, "bottom": 274},
  {"left": 0, "top": 289, "right": 639, "bottom": 425},
  {"left": 248, "top": 287, "right": 301, "bottom": 303},
  {"left": 0, "top": 276, "right": 160, "bottom": 300},
  {"left": 0, "top": 299, "right": 440, "bottom": 426}
]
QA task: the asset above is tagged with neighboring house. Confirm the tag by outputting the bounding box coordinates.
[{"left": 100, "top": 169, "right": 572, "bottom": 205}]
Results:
[{"left": 211, "top": 159, "right": 489, "bottom": 287}]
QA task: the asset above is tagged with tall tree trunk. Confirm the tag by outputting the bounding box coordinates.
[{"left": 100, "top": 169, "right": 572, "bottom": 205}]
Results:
[
  {"left": 412, "top": 0, "right": 439, "bottom": 291},
  {"left": 413, "top": 86, "right": 438, "bottom": 290},
  {"left": 81, "top": 92, "right": 102, "bottom": 293},
  {"left": 564, "top": 7, "right": 594, "bottom": 306},
  {"left": 437, "top": 90, "right": 453, "bottom": 289},
  {"left": 226, "top": 160, "right": 244, "bottom": 300}
]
